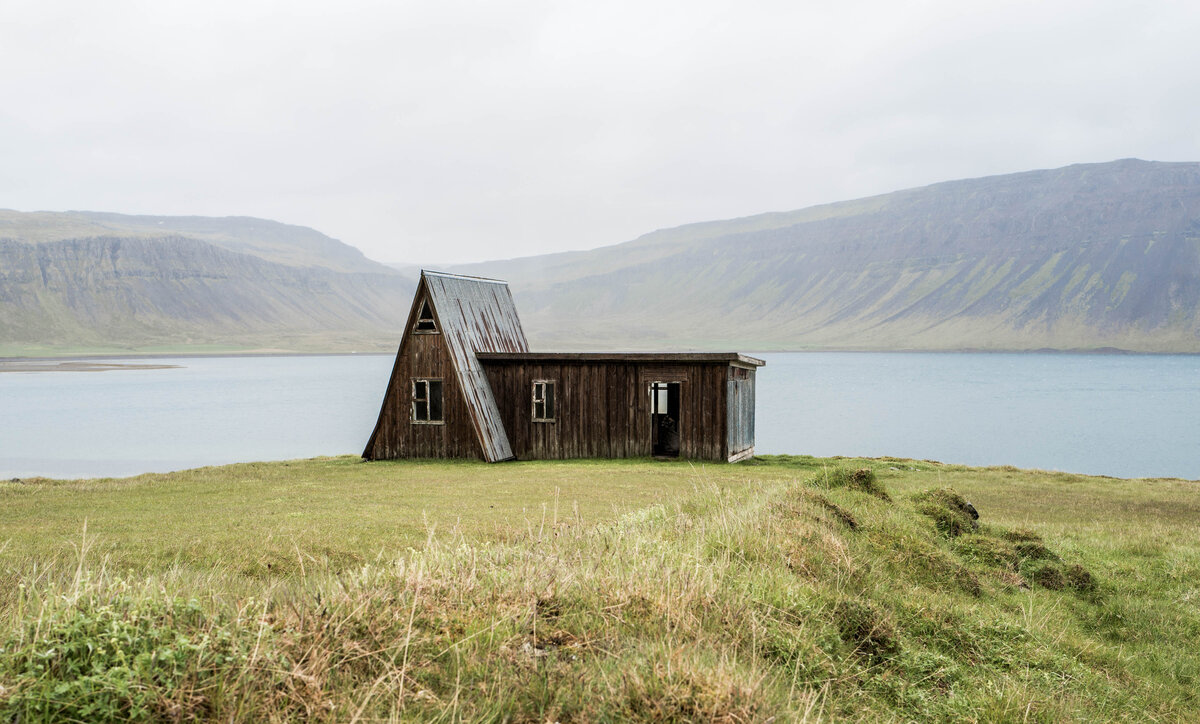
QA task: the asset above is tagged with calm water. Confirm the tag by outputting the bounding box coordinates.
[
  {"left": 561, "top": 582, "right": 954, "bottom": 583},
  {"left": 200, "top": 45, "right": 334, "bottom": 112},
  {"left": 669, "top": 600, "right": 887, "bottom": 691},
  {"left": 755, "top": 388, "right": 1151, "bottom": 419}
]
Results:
[
  {"left": 755, "top": 353, "right": 1200, "bottom": 479},
  {"left": 2, "top": 353, "right": 1197, "bottom": 480}
]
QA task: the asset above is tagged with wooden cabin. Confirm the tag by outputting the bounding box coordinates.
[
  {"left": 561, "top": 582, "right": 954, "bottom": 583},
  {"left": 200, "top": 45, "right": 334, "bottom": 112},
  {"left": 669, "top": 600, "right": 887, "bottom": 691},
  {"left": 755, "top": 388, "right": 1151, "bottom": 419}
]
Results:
[{"left": 362, "top": 271, "right": 764, "bottom": 463}]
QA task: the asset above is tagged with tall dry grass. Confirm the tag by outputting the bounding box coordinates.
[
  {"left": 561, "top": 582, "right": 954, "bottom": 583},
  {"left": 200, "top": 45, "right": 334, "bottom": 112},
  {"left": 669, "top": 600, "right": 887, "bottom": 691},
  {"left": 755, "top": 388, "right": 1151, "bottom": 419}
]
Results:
[{"left": 2, "top": 461, "right": 1199, "bottom": 722}]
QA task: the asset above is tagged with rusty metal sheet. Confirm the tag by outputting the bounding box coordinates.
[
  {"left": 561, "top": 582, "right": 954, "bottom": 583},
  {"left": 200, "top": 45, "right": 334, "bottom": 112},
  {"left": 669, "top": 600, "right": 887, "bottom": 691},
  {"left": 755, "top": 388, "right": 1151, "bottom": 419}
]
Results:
[{"left": 424, "top": 271, "right": 529, "bottom": 462}]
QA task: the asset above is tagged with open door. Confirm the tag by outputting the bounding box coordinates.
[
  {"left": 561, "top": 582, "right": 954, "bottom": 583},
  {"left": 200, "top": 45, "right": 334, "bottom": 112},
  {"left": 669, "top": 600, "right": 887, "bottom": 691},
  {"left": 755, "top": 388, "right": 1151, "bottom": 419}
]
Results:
[{"left": 650, "top": 381, "right": 681, "bottom": 458}]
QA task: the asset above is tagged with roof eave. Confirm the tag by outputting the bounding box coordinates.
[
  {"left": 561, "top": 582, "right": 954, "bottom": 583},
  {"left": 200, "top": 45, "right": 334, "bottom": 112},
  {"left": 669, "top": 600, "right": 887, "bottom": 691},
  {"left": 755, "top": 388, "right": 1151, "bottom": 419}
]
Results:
[{"left": 476, "top": 351, "right": 765, "bottom": 367}]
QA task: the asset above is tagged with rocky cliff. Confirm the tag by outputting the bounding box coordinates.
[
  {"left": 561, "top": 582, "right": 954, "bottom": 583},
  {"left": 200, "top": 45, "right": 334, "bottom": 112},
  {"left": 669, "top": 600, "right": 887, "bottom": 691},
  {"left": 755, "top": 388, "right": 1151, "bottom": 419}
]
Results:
[{"left": 0, "top": 224, "right": 415, "bottom": 354}]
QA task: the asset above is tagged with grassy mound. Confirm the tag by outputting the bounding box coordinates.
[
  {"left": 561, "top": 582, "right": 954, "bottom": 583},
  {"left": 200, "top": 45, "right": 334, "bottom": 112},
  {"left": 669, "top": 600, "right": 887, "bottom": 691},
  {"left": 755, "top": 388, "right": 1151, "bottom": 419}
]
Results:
[
  {"left": 1, "top": 456, "right": 1198, "bottom": 721},
  {"left": 812, "top": 466, "right": 892, "bottom": 500}
]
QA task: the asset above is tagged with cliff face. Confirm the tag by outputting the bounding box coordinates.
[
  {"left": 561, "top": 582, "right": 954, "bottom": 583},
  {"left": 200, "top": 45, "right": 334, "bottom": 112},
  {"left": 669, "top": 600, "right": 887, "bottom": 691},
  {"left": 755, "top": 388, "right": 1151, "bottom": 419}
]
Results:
[
  {"left": 7, "top": 159, "right": 1200, "bottom": 354},
  {"left": 454, "top": 159, "right": 1200, "bottom": 352},
  {"left": 0, "top": 235, "right": 414, "bottom": 351},
  {"left": 0, "top": 210, "right": 385, "bottom": 273}
]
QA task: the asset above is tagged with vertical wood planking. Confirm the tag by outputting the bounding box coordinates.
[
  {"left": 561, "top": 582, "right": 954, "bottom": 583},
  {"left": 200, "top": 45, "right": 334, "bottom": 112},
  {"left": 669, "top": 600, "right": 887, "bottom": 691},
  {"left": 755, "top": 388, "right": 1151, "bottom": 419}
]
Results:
[
  {"left": 725, "top": 367, "right": 756, "bottom": 459},
  {"left": 365, "top": 329, "right": 485, "bottom": 460},
  {"left": 479, "top": 359, "right": 751, "bottom": 461},
  {"left": 374, "top": 354, "right": 758, "bottom": 463},
  {"left": 363, "top": 274, "right": 763, "bottom": 465}
]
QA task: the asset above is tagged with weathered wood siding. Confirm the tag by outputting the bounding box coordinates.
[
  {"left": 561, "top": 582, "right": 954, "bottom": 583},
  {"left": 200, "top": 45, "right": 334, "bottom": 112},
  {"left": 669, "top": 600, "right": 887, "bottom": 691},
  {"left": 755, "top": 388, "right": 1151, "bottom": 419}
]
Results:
[
  {"left": 726, "top": 367, "right": 756, "bottom": 457},
  {"left": 363, "top": 272, "right": 763, "bottom": 464},
  {"left": 482, "top": 360, "right": 732, "bottom": 461},
  {"left": 364, "top": 331, "right": 483, "bottom": 460}
]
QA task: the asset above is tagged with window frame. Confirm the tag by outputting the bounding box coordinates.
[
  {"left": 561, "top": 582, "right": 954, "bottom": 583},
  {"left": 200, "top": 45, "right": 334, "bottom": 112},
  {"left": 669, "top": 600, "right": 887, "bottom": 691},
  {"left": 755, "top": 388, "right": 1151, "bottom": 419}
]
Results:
[
  {"left": 531, "top": 379, "right": 556, "bottom": 423},
  {"left": 649, "top": 381, "right": 673, "bottom": 416},
  {"left": 411, "top": 377, "right": 445, "bottom": 424},
  {"left": 413, "top": 299, "right": 439, "bottom": 334}
]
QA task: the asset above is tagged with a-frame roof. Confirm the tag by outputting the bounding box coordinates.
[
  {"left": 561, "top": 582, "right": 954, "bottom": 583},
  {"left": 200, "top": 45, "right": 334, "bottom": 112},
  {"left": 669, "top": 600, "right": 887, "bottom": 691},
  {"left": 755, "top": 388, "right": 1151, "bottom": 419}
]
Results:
[{"left": 423, "top": 271, "right": 528, "bottom": 461}]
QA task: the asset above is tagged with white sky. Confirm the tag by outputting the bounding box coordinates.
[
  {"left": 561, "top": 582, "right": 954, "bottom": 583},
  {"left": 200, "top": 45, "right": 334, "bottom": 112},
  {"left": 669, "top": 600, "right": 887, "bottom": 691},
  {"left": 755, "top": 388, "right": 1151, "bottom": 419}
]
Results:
[{"left": 3, "top": 0, "right": 1199, "bottom": 264}]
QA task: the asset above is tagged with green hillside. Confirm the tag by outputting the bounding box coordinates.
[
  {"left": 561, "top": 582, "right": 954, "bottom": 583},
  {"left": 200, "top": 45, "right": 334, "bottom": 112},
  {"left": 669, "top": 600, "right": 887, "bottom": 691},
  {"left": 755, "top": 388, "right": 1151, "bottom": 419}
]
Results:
[
  {"left": 0, "top": 211, "right": 416, "bottom": 355},
  {"left": 454, "top": 159, "right": 1200, "bottom": 352},
  {"left": 0, "top": 210, "right": 384, "bottom": 274},
  {"left": 1, "top": 456, "right": 1198, "bottom": 720},
  {"left": 7, "top": 159, "right": 1200, "bottom": 354}
]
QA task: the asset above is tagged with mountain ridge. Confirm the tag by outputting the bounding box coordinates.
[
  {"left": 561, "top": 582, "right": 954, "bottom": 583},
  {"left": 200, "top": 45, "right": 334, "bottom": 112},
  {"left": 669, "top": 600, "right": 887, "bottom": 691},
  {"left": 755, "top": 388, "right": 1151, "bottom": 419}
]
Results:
[
  {"left": 0, "top": 212, "right": 416, "bottom": 355},
  {"left": 449, "top": 158, "right": 1200, "bottom": 352},
  {"left": 4, "top": 159, "right": 1200, "bottom": 355},
  {"left": 0, "top": 209, "right": 394, "bottom": 274}
]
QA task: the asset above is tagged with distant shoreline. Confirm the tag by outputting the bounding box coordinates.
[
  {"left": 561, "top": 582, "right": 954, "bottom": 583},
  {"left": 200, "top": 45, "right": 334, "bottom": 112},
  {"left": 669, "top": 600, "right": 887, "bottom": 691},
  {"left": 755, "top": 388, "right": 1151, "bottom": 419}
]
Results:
[
  {"left": 1, "top": 347, "right": 1197, "bottom": 365},
  {"left": 0, "top": 351, "right": 395, "bottom": 365},
  {"left": 0, "top": 351, "right": 393, "bottom": 372},
  {"left": 0, "top": 360, "right": 184, "bottom": 373}
]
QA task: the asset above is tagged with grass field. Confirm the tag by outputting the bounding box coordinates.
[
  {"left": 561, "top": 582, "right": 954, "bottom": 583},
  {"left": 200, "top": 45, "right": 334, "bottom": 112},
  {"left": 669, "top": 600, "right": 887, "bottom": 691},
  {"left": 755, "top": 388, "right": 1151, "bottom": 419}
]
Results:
[
  {"left": 0, "top": 458, "right": 790, "bottom": 576},
  {"left": 2, "top": 455, "right": 1198, "bottom": 721}
]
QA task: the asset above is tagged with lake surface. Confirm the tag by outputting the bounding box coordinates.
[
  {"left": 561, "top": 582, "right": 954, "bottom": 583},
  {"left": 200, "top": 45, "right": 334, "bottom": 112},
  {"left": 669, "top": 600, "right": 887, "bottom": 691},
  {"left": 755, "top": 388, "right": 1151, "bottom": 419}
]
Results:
[{"left": 2, "top": 352, "right": 1197, "bottom": 480}]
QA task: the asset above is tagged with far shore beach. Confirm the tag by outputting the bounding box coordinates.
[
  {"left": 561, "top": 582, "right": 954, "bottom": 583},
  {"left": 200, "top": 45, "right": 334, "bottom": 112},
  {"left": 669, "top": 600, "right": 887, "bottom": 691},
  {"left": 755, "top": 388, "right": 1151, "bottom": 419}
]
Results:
[{"left": 0, "top": 360, "right": 184, "bottom": 373}]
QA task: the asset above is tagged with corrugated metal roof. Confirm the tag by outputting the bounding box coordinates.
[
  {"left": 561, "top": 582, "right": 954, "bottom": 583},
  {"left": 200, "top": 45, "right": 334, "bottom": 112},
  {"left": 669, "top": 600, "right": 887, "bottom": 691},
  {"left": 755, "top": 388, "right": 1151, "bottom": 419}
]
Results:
[
  {"left": 477, "top": 352, "right": 766, "bottom": 367},
  {"left": 424, "top": 270, "right": 528, "bottom": 462}
]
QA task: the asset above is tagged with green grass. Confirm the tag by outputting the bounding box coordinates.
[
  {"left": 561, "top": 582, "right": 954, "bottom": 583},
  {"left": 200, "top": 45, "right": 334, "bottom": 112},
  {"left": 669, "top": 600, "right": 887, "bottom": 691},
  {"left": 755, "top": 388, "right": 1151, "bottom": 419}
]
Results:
[
  {"left": 0, "top": 457, "right": 779, "bottom": 577},
  {"left": 2, "top": 455, "right": 1199, "bottom": 721}
]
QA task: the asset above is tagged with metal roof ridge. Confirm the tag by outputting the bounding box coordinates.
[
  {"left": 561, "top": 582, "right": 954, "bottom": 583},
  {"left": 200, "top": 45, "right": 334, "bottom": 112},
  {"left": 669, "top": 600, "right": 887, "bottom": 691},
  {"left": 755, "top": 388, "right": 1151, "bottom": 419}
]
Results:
[
  {"left": 474, "top": 351, "right": 766, "bottom": 365},
  {"left": 421, "top": 269, "right": 510, "bottom": 284},
  {"left": 477, "top": 351, "right": 750, "bottom": 355}
]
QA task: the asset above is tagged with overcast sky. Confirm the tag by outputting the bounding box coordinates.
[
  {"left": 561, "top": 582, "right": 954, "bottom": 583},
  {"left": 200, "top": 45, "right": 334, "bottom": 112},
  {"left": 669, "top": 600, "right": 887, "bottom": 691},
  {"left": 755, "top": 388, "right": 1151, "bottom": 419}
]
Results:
[{"left": 3, "top": 1, "right": 1199, "bottom": 265}]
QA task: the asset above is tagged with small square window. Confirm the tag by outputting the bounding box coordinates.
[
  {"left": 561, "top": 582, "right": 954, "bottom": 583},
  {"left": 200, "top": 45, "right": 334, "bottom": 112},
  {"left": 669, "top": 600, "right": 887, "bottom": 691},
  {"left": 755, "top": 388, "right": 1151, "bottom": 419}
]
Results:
[
  {"left": 412, "top": 378, "right": 443, "bottom": 423},
  {"left": 532, "top": 380, "right": 556, "bottom": 422}
]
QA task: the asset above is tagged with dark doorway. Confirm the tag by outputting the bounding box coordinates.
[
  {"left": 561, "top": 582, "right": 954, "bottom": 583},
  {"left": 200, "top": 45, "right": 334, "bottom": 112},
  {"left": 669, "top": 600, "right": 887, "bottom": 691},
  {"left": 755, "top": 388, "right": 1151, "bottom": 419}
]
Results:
[{"left": 650, "top": 381, "right": 681, "bottom": 458}]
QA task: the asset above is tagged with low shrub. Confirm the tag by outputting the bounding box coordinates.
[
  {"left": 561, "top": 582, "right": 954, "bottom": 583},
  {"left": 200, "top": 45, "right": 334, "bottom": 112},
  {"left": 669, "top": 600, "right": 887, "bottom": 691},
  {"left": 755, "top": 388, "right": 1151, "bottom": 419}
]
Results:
[{"left": 0, "top": 596, "right": 241, "bottom": 723}]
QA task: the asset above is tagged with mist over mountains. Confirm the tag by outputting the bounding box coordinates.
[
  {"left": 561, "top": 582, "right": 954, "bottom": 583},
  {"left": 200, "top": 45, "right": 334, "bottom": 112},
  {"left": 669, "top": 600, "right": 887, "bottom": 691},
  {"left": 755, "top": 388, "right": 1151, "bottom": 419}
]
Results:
[{"left": 3, "top": 159, "right": 1200, "bottom": 355}]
